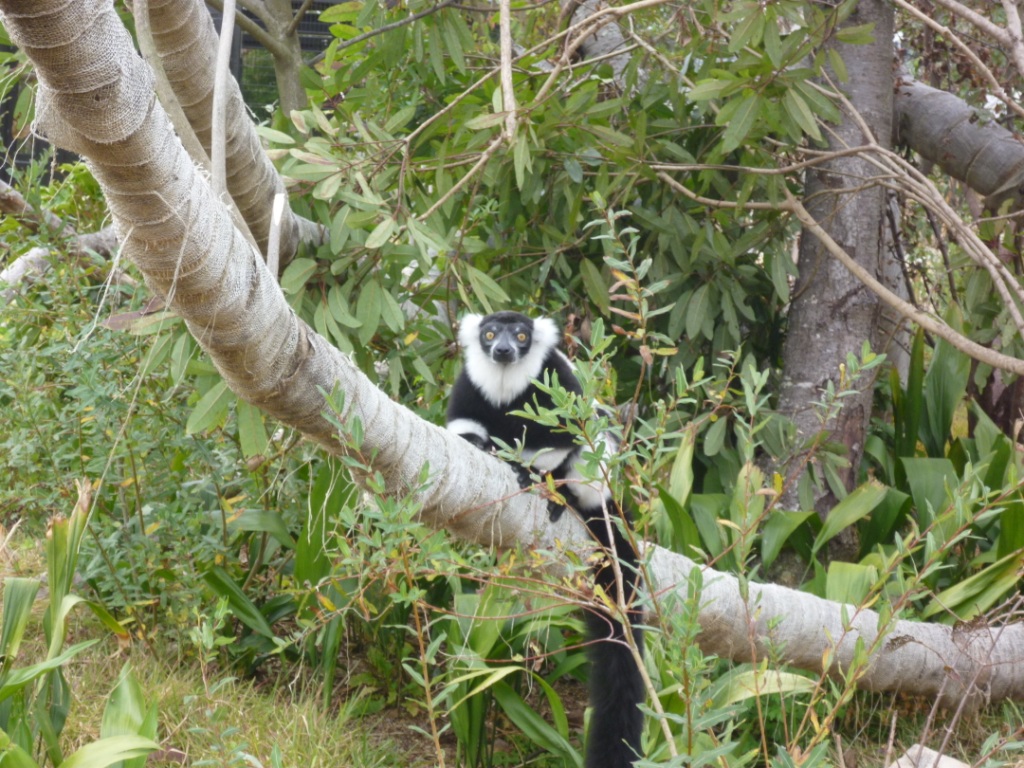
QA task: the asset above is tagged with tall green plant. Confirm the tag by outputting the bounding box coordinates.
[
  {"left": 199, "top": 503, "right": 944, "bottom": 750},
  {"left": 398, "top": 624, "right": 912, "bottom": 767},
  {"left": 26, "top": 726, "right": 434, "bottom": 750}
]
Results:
[{"left": 0, "top": 485, "right": 158, "bottom": 767}]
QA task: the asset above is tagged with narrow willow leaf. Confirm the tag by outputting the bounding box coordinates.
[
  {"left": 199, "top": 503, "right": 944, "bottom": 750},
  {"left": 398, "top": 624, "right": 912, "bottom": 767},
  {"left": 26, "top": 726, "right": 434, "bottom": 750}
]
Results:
[{"left": 719, "top": 93, "right": 762, "bottom": 153}]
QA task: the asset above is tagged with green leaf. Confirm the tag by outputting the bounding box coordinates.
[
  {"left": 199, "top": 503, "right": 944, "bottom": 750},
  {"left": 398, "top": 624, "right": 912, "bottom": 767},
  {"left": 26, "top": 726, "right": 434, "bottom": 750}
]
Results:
[
  {"left": 710, "top": 666, "right": 814, "bottom": 707},
  {"left": 703, "top": 416, "right": 728, "bottom": 457},
  {"left": 768, "top": 251, "right": 792, "bottom": 302},
  {"left": 466, "top": 266, "right": 511, "bottom": 309},
  {"left": 578, "top": 259, "right": 610, "bottom": 315},
  {"left": 463, "top": 112, "right": 506, "bottom": 130},
  {"left": 101, "top": 665, "right": 158, "bottom": 768},
  {"left": 901, "top": 457, "right": 957, "bottom": 529},
  {"left": 492, "top": 681, "right": 579, "bottom": 765},
  {"left": 825, "top": 561, "right": 878, "bottom": 605},
  {"left": 364, "top": 216, "right": 396, "bottom": 250},
  {"left": 297, "top": 459, "right": 356, "bottom": 586},
  {"left": 812, "top": 480, "right": 887, "bottom": 554},
  {"left": 0, "top": 640, "right": 99, "bottom": 702},
  {"left": 761, "top": 511, "right": 815, "bottom": 570},
  {"left": 782, "top": 88, "right": 821, "bottom": 141},
  {"left": 60, "top": 736, "right": 160, "bottom": 768},
  {"left": 236, "top": 399, "right": 268, "bottom": 459},
  {"left": 280, "top": 258, "right": 318, "bottom": 294},
  {"left": 827, "top": 47, "right": 848, "bottom": 82},
  {"left": 203, "top": 567, "right": 275, "bottom": 639},
  {"left": 1, "top": 578, "right": 41, "bottom": 665},
  {"left": 922, "top": 550, "right": 1024, "bottom": 621},
  {"left": 185, "top": 380, "right": 232, "bottom": 435},
  {"left": 719, "top": 93, "right": 762, "bottom": 153},
  {"left": 686, "top": 283, "right": 710, "bottom": 341},
  {"left": 687, "top": 78, "right": 733, "bottom": 102},
  {"left": 835, "top": 22, "right": 876, "bottom": 45},
  {"left": 513, "top": 130, "right": 532, "bottom": 191},
  {"left": 230, "top": 510, "right": 295, "bottom": 548},
  {"left": 921, "top": 323, "right": 970, "bottom": 457},
  {"left": 563, "top": 156, "right": 584, "bottom": 183},
  {"left": 356, "top": 279, "right": 383, "bottom": 346},
  {"left": 0, "top": 730, "right": 39, "bottom": 768}
]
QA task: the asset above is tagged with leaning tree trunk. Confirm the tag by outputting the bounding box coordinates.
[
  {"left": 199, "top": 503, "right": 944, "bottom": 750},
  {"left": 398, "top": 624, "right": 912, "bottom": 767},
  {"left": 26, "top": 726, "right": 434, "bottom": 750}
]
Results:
[
  {"left": 3, "top": 0, "right": 1024, "bottom": 708},
  {"left": 776, "top": 0, "right": 897, "bottom": 552}
]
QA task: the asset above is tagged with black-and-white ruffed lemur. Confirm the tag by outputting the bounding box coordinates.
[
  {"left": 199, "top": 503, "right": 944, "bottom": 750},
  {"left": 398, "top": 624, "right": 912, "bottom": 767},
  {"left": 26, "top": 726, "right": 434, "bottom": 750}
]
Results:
[{"left": 446, "top": 310, "right": 644, "bottom": 768}]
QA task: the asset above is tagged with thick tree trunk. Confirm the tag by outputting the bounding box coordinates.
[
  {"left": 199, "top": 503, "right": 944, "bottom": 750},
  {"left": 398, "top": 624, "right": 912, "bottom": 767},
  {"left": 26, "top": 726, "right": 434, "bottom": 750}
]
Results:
[
  {"left": 895, "top": 76, "right": 1024, "bottom": 212},
  {"left": 776, "top": 0, "right": 896, "bottom": 544},
  {"left": 3, "top": 0, "right": 1024, "bottom": 707}
]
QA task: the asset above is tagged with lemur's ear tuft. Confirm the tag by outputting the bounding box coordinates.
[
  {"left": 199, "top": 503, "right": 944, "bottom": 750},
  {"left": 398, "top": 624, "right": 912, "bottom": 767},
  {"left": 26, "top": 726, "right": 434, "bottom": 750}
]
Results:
[{"left": 457, "top": 314, "right": 483, "bottom": 350}]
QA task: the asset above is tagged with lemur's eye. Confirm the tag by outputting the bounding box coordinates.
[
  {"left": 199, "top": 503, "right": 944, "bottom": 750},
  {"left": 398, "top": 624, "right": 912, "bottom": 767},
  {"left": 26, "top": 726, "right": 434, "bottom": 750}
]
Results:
[
  {"left": 484, "top": 331, "right": 495, "bottom": 340},
  {"left": 517, "top": 333, "right": 527, "bottom": 342}
]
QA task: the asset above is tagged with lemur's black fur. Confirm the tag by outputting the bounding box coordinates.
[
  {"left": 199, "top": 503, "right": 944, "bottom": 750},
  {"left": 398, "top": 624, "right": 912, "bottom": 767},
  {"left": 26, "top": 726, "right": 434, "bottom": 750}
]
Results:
[{"left": 446, "top": 310, "right": 644, "bottom": 768}]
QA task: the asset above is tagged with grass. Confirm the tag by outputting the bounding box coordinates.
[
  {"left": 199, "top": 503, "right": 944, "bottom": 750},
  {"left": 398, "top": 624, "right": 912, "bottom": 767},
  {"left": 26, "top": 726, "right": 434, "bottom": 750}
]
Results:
[
  {"left": 0, "top": 527, "right": 402, "bottom": 768},
  {"left": 61, "top": 643, "right": 396, "bottom": 768}
]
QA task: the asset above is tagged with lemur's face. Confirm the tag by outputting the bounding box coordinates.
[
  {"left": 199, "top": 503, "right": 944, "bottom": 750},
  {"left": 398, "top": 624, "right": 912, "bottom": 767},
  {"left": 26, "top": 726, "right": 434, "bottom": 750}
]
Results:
[{"left": 479, "top": 316, "right": 533, "bottom": 365}]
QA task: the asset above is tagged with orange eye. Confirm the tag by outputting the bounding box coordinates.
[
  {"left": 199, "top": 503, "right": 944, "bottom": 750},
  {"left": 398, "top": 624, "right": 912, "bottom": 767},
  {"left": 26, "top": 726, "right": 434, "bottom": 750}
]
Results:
[
  {"left": 517, "top": 333, "right": 527, "bottom": 342},
  {"left": 485, "top": 331, "right": 495, "bottom": 340}
]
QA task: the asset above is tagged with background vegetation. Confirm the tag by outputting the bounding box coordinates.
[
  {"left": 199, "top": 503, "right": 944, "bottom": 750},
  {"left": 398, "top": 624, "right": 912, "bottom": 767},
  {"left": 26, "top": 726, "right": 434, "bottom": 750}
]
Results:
[{"left": 3, "top": 0, "right": 1024, "bottom": 765}]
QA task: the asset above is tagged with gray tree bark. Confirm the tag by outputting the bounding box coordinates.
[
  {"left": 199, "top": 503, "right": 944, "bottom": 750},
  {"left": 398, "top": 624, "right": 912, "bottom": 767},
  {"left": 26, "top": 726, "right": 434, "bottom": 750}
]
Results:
[{"left": 776, "top": 0, "right": 896, "bottom": 543}]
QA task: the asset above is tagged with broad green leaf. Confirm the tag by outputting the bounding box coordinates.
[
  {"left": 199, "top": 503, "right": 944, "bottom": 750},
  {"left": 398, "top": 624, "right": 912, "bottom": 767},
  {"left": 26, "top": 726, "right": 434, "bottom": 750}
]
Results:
[
  {"left": 236, "top": 399, "right": 268, "bottom": 459},
  {"left": 280, "top": 258, "right": 318, "bottom": 294},
  {"left": 60, "top": 736, "right": 160, "bottom": 768},
  {"left": 997, "top": 494, "right": 1024, "bottom": 560},
  {"left": 1, "top": 578, "right": 40, "bottom": 664},
  {"left": 101, "top": 665, "right": 158, "bottom": 768},
  {"left": 513, "top": 130, "right": 532, "bottom": 190},
  {"left": 921, "top": 320, "right": 970, "bottom": 458},
  {"left": 761, "top": 511, "right": 815, "bottom": 570},
  {"left": 703, "top": 416, "right": 727, "bottom": 457},
  {"left": 923, "top": 550, "right": 1024, "bottom": 621},
  {"left": 203, "top": 567, "right": 275, "bottom": 639},
  {"left": 825, "top": 561, "right": 878, "bottom": 605},
  {"left": 185, "top": 380, "right": 231, "bottom": 435},
  {"left": 827, "top": 47, "right": 848, "bottom": 82},
  {"left": 655, "top": 483, "right": 701, "bottom": 557},
  {"left": 687, "top": 78, "right": 733, "bottom": 102},
  {"left": 297, "top": 459, "right": 356, "bottom": 586},
  {"left": 901, "top": 457, "right": 957, "bottom": 529},
  {"left": 492, "top": 681, "right": 580, "bottom": 765},
  {"left": 690, "top": 493, "right": 729, "bottom": 559},
  {"left": 229, "top": 509, "right": 295, "bottom": 547},
  {"left": 812, "top": 480, "right": 887, "bottom": 554},
  {"left": 0, "top": 730, "right": 38, "bottom": 768},
  {"left": 710, "top": 666, "right": 814, "bottom": 707},
  {"left": 356, "top": 279, "right": 383, "bottom": 346},
  {"left": 768, "top": 251, "right": 792, "bottom": 302},
  {"left": 0, "top": 641, "right": 99, "bottom": 702},
  {"left": 364, "top": 216, "right": 396, "bottom": 250}
]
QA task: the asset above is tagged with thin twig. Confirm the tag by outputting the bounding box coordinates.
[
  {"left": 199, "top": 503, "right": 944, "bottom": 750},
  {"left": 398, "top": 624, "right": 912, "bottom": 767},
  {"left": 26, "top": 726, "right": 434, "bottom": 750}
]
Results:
[
  {"left": 212, "top": 0, "right": 237, "bottom": 198},
  {"left": 311, "top": 0, "right": 459, "bottom": 62},
  {"left": 285, "top": 0, "right": 316, "bottom": 37},
  {"left": 417, "top": 135, "right": 504, "bottom": 221},
  {"left": 498, "top": 0, "right": 517, "bottom": 141}
]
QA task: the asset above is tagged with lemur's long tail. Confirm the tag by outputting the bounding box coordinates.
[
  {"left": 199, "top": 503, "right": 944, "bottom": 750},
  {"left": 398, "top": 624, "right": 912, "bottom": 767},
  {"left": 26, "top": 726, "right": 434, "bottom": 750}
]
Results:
[{"left": 583, "top": 514, "right": 644, "bottom": 768}]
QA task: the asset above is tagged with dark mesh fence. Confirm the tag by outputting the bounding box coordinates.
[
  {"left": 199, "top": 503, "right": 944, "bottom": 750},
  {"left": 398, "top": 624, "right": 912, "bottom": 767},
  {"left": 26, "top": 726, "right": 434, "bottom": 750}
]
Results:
[{"left": 1, "top": 3, "right": 334, "bottom": 182}]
